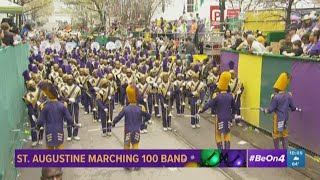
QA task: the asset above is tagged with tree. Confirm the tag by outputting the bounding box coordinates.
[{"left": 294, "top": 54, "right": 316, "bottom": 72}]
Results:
[
  {"left": 21, "top": 0, "right": 54, "bottom": 23},
  {"left": 62, "top": 0, "right": 107, "bottom": 26},
  {"left": 143, "top": 0, "right": 172, "bottom": 27}
]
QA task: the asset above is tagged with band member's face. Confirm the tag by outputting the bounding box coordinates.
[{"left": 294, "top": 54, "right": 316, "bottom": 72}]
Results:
[
  {"left": 54, "top": 66, "right": 59, "bottom": 71},
  {"left": 93, "top": 73, "right": 98, "bottom": 78},
  {"left": 29, "top": 84, "right": 37, "bottom": 92},
  {"left": 127, "top": 72, "right": 132, "bottom": 77},
  {"left": 192, "top": 77, "right": 199, "bottom": 82},
  {"left": 67, "top": 79, "right": 73, "bottom": 86},
  {"left": 178, "top": 76, "right": 183, "bottom": 81},
  {"left": 116, "top": 64, "right": 120, "bottom": 69},
  {"left": 163, "top": 77, "right": 168, "bottom": 83},
  {"left": 140, "top": 78, "right": 146, "bottom": 84}
]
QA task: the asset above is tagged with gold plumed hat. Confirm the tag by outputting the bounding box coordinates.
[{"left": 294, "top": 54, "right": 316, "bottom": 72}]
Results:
[
  {"left": 273, "top": 72, "right": 290, "bottom": 91},
  {"left": 126, "top": 84, "right": 139, "bottom": 104},
  {"left": 218, "top": 71, "right": 231, "bottom": 91}
]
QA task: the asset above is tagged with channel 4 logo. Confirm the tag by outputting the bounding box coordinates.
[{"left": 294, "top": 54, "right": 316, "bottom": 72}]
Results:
[{"left": 287, "top": 149, "right": 305, "bottom": 168}]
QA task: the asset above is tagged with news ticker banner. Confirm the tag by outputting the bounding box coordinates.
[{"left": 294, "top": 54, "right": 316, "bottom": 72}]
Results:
[{"left": 15, "top": 149, "right": 305, "bottom": 168}]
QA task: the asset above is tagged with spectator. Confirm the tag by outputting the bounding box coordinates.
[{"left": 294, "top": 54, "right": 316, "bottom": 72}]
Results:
[
  {"left": 282, "top": 40, "right": 303, "bottom": 56},
  {"left": 301, "top": 33, "right": 310, "bottom": 52},
  {"left": 10, "top": 27, "right": 22, "bottom": 44},
  {"left": 306, "top": 31, "right": 320, "bottom": 57},
  {"left": 236, "top": 31, "right": 252, "bottom": 51},
  {"left": 21, "top": 24, "right": 32, "bottom": 40},
  {"left": 312, "top": 16, "right": 320, "bottom": 32},
  {"left": 184, "top": 36, "right": 197, "bottom": 55},
  {"left": 198, "top": 36, "right": 204, "bottom": 54},
  {"left": 41, "top": 167, "right": 63, "bottom": 180},
  {"left": 301, "top": 15, "right": 315, "bottom": 33},
  {"left": 247, "top": 34, "right": 266, "bottom": 53},
  {"left": 189, "top": 20, "right": 197, "bottom": 34},
  {"left": 280, "top": 34, "right": 293, "bottom": 54},
  {"left": 223, "top": 29, "right": 234, "bottom": 48},
  {"left": 231, "top": 31, "right": 243, "bottom": 50},
  {"left": 256, "top": 30, "right": 266, "bottom": 46},
  {"left": 289, "top": 26, "right": 301, "bottom": 43},
  {"left": 1, "top": 22, "right": 14, "bottom": 46}
]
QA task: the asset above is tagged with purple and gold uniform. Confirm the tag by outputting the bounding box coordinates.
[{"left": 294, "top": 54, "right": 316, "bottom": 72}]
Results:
[
  {"left": 158, "top": 72, "right": 174, "bottom": 131},
  {"left": 137, "top": 75, "right": 151, "bottom": 133},
  {"left": 146, "top": 69, "right": 160, "bottom": 117},
  {"left": 60, "top": 65, "right": 81, "bottom": 141},
  {"left": 22, "top": 78, "right": 45, "bottom": 146},
  {"left": 263, "top": 73, "right": 299, "bottom": 149},
  {"left": 199, "top": 72, "right": 235, "bottom": 149},
  {"left": 186, "top": 71, "right": 205, "bottom": 128},
  {"left": 37, "top": 81, "right": 74, "bottom": 150},
  {"left": 97, "top": 78, "right": 116, "bottom": 136},
  {"left": 228, "top": 61, "right": 244, "bottom": 126},
  {"left": 113, "top": 84, "right": 151, "bottom": 149}
]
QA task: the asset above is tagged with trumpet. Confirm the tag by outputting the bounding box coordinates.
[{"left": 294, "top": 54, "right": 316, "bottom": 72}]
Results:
[
  {"left": 168, "top": 99, "right": 172, "bottom": 117},
  {"left": 107, "top": 95, "right": 112, "bottom": 123}
]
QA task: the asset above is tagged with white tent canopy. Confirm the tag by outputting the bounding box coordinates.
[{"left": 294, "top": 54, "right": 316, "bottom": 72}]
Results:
[{"left": 0, "top": 0, "right": 23, "bottom": 14}]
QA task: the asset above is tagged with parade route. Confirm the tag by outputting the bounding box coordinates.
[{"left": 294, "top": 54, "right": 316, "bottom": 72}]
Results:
[{"left": 18, "top": 106, "right": 314, "bottom": 180}]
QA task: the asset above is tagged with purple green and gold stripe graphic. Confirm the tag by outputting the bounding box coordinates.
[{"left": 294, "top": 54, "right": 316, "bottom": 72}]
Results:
[{"left": 220, "top": 50, "right": 320, "bottom": 155}]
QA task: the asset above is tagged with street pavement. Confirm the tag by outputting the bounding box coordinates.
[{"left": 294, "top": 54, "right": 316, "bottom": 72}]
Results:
[{"left": 18, "top": 104, "right": 314, "bottom": 180}]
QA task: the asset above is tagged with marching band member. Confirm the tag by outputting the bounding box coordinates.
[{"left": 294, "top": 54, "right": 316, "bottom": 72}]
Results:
[
  {"left": 186, "top": 72, "right": 205, "bottom": 129},
  {"left": 82, "top": 65, "right": 92, "bottom": 115},
  {"left": 173, "top": 72, "right": 185, "bottom": 116},
  {"left": 97, "top": 78, "right": 115, "bottom": 136},
  {"left": 113, "top": 84, "right": 151, "bottom": 154},
  {"left": 228, "top": 61, "right": 244, "bottom": 127},
  {"left": 137, "top": 74, "right": 151, "bottom": 133},
  {"left": 198, "top": 71, "right": 235, "bottom": 149},
  {"left": 112, "top": 61, "right": 122, "bottom": 105},
  {"left": 207, "top": 62, "right": 219, "bottom": 117},
  {"left": 119, "top": 65, "right": 128, "bottom": 106},
  {"left": 146, "top": 69, "right": 160, "bottom": 117},
  {"left": 22, "top": 72, "right": 44, "bottom": 147},
  {"left": 60, "top": 65, "right": 81, "bottom": 141},
  {"left": 158, "top": 72, "right": 174, "bottom": 131},
  {"left": 37, "top": 81, "right": 75, "bottom": 150},
  {"left": 261, "top": 72, "right": 301, "bottom": 149}
]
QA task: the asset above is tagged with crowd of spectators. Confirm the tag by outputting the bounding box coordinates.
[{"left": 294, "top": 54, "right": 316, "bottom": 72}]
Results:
[{"left": 222, "top": 11, "right": 320, "bottom": 58}]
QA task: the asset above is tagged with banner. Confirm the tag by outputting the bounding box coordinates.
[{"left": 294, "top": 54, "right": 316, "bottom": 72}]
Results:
[
  {"left": 15, "top": 149, "right": 305, "bottom": 168},
  {"left": 210, "top": 6, "right": 240, "bottom": 28},
  {"left": 15, "top": 149, "right": 247, "bottom": 168}
]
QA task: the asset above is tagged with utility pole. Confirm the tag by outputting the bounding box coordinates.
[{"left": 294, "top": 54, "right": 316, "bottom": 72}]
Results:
[{"left": 219, "top": 0, "right": 225, "bottom": 32}]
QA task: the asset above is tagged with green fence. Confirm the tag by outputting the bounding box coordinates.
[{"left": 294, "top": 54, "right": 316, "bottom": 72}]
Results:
[{"left": 0, "top": 44, "right": 29, "bottom": 180}]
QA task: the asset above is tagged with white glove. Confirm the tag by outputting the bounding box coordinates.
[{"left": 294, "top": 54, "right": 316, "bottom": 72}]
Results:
[
  {"left": 36, "top": 101, "right": 41, "bottom": 106},
  {"left": 196, "top": 99, "right": 201, "bottom": 105},
  {"left": 153, "top": 83, "right": 158, "bottom": 87},
  {"left": 296, "top": 108, "right": 302, "bottom": 112},
  {"left": 192, "top": 91, "right": 198, "bottom": 96},
  {"left": 167, "top": 92, "right": 171, "bottom": 96},
  {"left": 69, "top": 98, "right": 75, "bottom": 103},
  {"left": 94, "top": 87, "right": 100, "bottom": 91},
  {"left": 164, "top": 104, "right": 168, "bottom": 108},
  {"left": 79, "top": 84, "right": 83, "bottom": 88},
  {"left": 108, "top": 96, "right": 111, "bottom": 100},
  {"left": 183, "top": 82, "right": 186, "bottom": 86},
  {"left": 31, "top": 115, "right": 37, "bottom": 123},
  {"left": 144, "top": 98, "right": 147, "bottom": 102},
  {"left": 234, "top": 114, "right": 242, "bottom": 119},
  {"left": 180, "top": 88, "right": 183, "bottom": 92},
  {"left": 236, "top": 89, "right": 242, "bottom": 95},
  {"left": 104, "top": 108, "right": 108, "bottom": 112}
]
